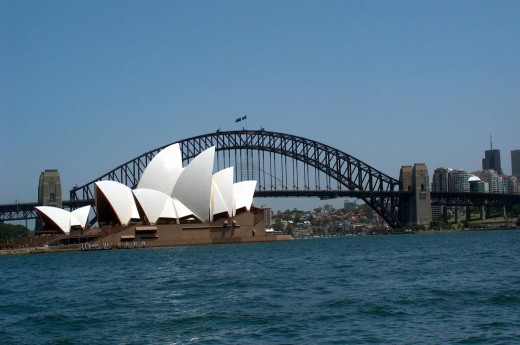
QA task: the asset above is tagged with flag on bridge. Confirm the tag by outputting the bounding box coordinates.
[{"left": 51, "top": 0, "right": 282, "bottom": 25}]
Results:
[{"left": 235, "top": 115, "right": 247, "bottom": 123}]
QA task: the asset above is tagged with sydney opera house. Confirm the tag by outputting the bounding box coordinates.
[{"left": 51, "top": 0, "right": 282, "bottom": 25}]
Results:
[{"left": 35, "top": 144, "right": 290, "bottom": 249}]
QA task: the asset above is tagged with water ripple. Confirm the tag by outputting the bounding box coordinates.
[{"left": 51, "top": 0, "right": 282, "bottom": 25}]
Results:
[{"left": 2, "top": 230, "right": 520, "bottom": 344}]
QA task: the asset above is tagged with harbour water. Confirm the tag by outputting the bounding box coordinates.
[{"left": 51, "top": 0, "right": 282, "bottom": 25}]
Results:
[{"left": 2, "top": 230, "right": 520, "bottom": 344}]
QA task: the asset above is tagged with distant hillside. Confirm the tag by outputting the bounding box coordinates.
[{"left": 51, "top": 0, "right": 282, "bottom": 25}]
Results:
[{"left": 0, "top": 223, "right": 32, "bottom": 243}]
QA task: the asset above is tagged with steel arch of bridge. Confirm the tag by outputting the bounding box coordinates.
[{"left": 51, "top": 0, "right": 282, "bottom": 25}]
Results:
[{"left": 70, "top": 130, "right": 403, "bottom": 227}]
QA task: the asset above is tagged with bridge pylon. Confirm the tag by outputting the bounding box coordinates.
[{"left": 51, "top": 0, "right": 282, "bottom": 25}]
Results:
[{"left": 399, "top": 164, "right": 433, "bottom": 228}]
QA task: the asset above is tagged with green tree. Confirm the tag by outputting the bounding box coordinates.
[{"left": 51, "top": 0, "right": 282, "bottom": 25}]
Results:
[
  {"left": 0, "top": 223, "right": 32, "bottom": 243},
  {"left": 511, "top": 204, "right": 520, "bottom": 218},
  {"left": 273, "top": 217, "right": 284, "bottom": 232},
  {"left": 285, "top": 222, "right": 295, "bottom": 236}
]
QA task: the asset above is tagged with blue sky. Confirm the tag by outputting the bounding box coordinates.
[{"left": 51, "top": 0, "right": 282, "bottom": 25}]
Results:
[{"left": 1, "top": 0, "right": 519, "bottom": 211}]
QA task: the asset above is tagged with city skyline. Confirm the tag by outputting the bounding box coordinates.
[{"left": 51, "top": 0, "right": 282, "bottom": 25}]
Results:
[{"left": 2, "top": 1, "right": 519, "bottom": 212}]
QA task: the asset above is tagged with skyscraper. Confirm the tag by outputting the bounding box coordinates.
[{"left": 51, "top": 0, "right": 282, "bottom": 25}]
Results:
[
  {"left": 512, "top": 150, "right": 520, "bottom": 178},
  {"left": 482, "top": 149, "right": 502, "bottom": 175}
]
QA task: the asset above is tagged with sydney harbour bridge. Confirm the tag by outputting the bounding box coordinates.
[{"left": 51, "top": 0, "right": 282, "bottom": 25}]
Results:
[{"left": 1, "top": 130, "right": 519, "bottom": 228}]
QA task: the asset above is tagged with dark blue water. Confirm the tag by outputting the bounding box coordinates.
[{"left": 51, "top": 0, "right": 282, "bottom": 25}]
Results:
[{"left": 2, "top": 230, "right": 520, "bottom": 344}]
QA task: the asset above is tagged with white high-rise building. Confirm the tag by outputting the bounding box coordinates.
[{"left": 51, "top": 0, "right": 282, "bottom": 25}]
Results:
[
  {"left": 473, "top": 170, "right": 500, "bottom": 193},
  {"left": 450, "top": 169, "right": 470, "bottom": 192}
]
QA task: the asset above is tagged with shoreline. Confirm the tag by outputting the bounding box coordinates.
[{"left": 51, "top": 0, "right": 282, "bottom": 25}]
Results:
[{"left": 2, "top": 228, "right": 518, "bottom": 257}]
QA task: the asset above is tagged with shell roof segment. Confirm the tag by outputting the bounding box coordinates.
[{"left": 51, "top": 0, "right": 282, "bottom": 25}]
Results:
[
  {"left": 35, "top": 206, "right": 72, "bottom": 234},
  {"left": 95, "top": 180, "right": 140, "bottom": 225},
  {"left": 136, "top": 143, "right": 183, "bottom": 196},
  {"left": 233, "top": 180, "right": 257, "bottom": 214},
  {"left": 71, "top": 206, "right": 92, "bottom": 228},
  {"left": 35, "top": 205, "right": 92, "bottom": 234},
  {"left": 133, "top": 188, "right": 178, "bottom": 224},
  {"left": 211, "top": 167, "right": 234, "bottom": 219},
  {"left": 172, "top": 146, "right": 215, "bottom": 222}
]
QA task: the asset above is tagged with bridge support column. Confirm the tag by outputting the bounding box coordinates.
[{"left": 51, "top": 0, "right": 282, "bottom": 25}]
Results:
[
  {"left": 454, "top": 206, "right": 459, "bottom": 223},
  {"left": 36, "top": 169, "right": 62, "bottom": 233},
  {"left": 443, "top": 206, "right": 448, "bottom": 224},
  {"left": 480, "top": 206, "right": 485, "bottom": 220},
  {"left": 398, "top": 164, "right": 432, "bottom": 228},
  {"left": 466, "top": 206, "right": 471, "bottom": 222}
]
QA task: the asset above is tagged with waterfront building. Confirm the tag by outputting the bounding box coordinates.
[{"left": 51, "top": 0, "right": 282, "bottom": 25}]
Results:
[
  {"left": 501, "top": 175, "right": 519, "bottom": 194},
  {"left": 34, "top": 144, "right": 289, "bottom": 247},
  {"left": 472, "top": 170, "right": 500, "bottom": 193},
  {"left": 431, "top": 167, "right": 451, "bottom": 192},
  {"left": 323, "top": 204, "right": 333, "bottom": 212},
  {"left": 469, "top": 176, "right": 488, "bottom": 193},
  {"left": 263, "top": 207, "right": 273, "bottom": 227},
  {"left": 482, "top": 149, "right": 502, "bottom": 175},
  {"left": 343, "top": 199, "right": 357, "bottom": 213},
  {"left": 513, "top": 176, "right": 520, "bottom": 194},
  {"left": 431, "top": 167, "right": 451, "bottom": 219},
  {"left": 512, "top": 150, "right": 520, "bottom": 178},
  {"left": 450, "top": 169, "right": 470, "bottom": 192}
]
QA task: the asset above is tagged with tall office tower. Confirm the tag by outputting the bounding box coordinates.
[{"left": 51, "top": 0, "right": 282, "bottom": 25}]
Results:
[
  {"left": 431, "top": 167, "right": 450, "bottom": 219},
  {"left": 432, "top": 167, "right": 451, "bottom": 192},
  {"left": 482, "top": 150, "right": 502, "bottom": 175},
  {"left": 512, "top": 150, "right": 520, "bottom": 178},
  {"left": 36, "top": 169, "right": 62, "bottom": 232}
]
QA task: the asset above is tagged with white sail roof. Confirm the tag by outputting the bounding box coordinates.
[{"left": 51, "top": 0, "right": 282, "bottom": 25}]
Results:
[
  {"left": 70, "top": 205, "right": 91, "bottom": 228},
  {"left": 95, "top": 181, "right": 140, "bottom": 225},
  {"left": 171, "top": 197, "right": 193, "bottom": 219},
  {"left": 233, "top": 180, "right": 257, "bottom": 214},
  {"left": 37, "top": 143, "right": 262, "bottom": 232},
  {"left": 136, "top": 143, "right": 183, "bottom": 195},
  {"left": 35, "top": 206, "right": 91, "bottom": 234},
  {"left": 35, "top": 206, "right": 71, "bottom": 234},
  {"left": 172, "top": 146, "right": 215, "bottom": 222},
  {"left": 133, "top": 188, "right": 177, "bottom": 224},
  {"left": 211, "top": 167, "right": 234, "bottom": 220}
]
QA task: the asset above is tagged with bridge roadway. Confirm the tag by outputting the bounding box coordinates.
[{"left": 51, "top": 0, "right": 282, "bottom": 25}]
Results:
[{"left": 2, "top": 191, "right": 519, "bottom": 222}]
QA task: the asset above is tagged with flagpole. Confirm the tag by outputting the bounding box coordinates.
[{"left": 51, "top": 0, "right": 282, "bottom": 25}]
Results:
[{"left": 235, "top": 115, "right": 248, "bottom": 129}]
